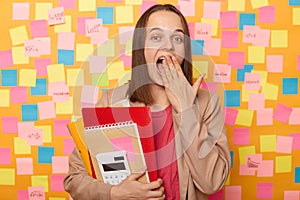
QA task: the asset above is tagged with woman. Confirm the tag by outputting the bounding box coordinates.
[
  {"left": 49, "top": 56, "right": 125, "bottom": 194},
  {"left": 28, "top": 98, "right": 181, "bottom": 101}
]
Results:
[{"left": 64, "top": 4, "right": 230, "bottom": 200}]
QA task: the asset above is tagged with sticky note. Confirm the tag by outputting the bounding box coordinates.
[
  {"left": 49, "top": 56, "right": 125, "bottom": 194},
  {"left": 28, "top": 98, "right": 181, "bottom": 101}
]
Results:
[
  {"left": 178, "top": 0, "right": 195, "bottom": 16},
  {"left": 248, "top": 93, "right": 265, "bottom": 110},
  {"left": 239, "top": 145, "right": 255, "bottom": 164},
  {"left": 38, "top": 101, "right": 56, "bottom": 120},
  {"left": 76, "top": 44, "right": 94, "bottom": 62},
  {"left": 52, "top": 156, "right": 69, "bottom": 174},
  {"left": 257, "top": 182, "right": 273, "bottom": 199},
  {"left": 54, "top": 120, "right": 70, "bottom": 136},
  {"left": 224, "top": 90, "right": 240, "bottom": 107},
  {"left": 81, "top": 85, "right": 99, "bottom": 104},
  {"left": 21, "top": 104, "right": 38, "bottom": 122},
  {"left": 38, "top": 146, "right": 54, "bottom": 164},
  {"left": 191, "top": 40, "right": 204, "bottom": 55},
  {"left": 16, "top": 158, "right": 33, "bottom": 175},
  {"left": 97, "top": 7, "right": 114, "bottom": 24},
  {"left": 64, "top": 138, "right": 75, "bottom": 155},
  {"left": 259, "top": 6, "right": 275, "bottom": 23},
  {"left": 220, "top": 11, "right": 237, "bottom": 29},
  {"left": 34, "top": 37, "right": 51, "bottom": 55},
  {"left": 293, "top": 8, "right": 300, "bottom": 25},
  {"left": 50, "top": 175, "right": 65, "bottom": 191},
  {"left": 55, "top": 97, "right": 73, "bottom": 114},
  {"left": 30, "top": 78, "right": 46, "bottom": 96},
  {"left": 10, "top": 86, "right": 27, "bottom": 104},
  {"left": 241, "top": 86, "right": 258, "bottom": 102},
  {"left": 228, "top": 0, "right": 245, "bottom": 11},
  {"left": 228, "top": 52, "right": 244, "bottom": 69},
  {"left": 26, "top": 128, "right": 43, "bottom": 146},
  {"left": 94, "top": 73, "right": 109, "bottom": 86},
  {"left": 54, "top": 15, "right": 72, "bottom": 33},
  {"left": 248, "top": 46, "right": 265, "bottom": 64},
  {"left": 59, "top": 0, "right": 76, "bottom": 9},
  {"left": 289, "top": 0, "right": 300, "bottom": 6},
  {"left": 116, "top": 6, "right": 133, "bottom": 24},
  {"left": 242, "top": 25, "right": 259, "bottom": 44},
  {"left": 79, "top": 0, "right": 96, "bottom": 11},
  {"left": 77, "top": 17, "right": 94, "bottom": 35},
  {"left": 24, "top": 39, "right": 41, "bottom": 57},
  {"left": 295, "top": 167, "right": 300, "bottom": 183},
  {"left": 257, "top": 160, "right": 274, "bottom": 177},
  {"left": 48, "top": 7, "right": 65, "bottom": 25},
  {"left": 235, "top": 109, "right": 254, "bottom": 127},
  {"left": 252, "top": 28, "right": 270, "bottom": 47},
  {"left": 222, "top": 31, "right": 238, "bottom": 48},
  {"left": 18, "top": 122, "right": 34, "bottom": 139},
  {"left": 34, "top": 125, "right": 51, "bottom": 143},
  {"left": 35, "top": 3, "right": 53, "bottom": 20},
  {"left": 14, "top": 137, "right": 31, "bottom": 154},
  {"left": 225, "top": 186, "right": 241, "bottom": 200},
  {"left": 282, "top": 78, "right": 298, "bottom": 95},
  {"left": 223, "top": 108, "right": 238, "bottom": 126},
  {"left": 0, "top": 89, "right": 10, "bottom": 107},
  {"left": 13, "top": 3, "right": 29, "bottom": 20},
  {"left": 1, "top": 69, "right": 17, "bottom": 86},
  {"left": 48, "top": 81, "right": 69, "bottom": 102},
  {"left": 233, "top": 128, "right": 250, "bottom": 145},
  {"left": 19, "top": 69, "right": 37, "bottom": 87},
  {"left": 260, "top": 135, "right": 276, "bottom": 152},
  {"left": 58, "top": 49, "right": 74, "bottom": 66},
  {"left": 188, "top": 22, "right": 195, "bottom": 39},
  {"left": 239, "top": 13, "right": 256, "bottom": 30},
  {"left": 194, "top": 23, "right": 212, "bottom": 40},
  {"left": 262, "top": 83, "right": 278, "bottom": 100},
  {"left": 0, "top": 148, "right": 11, "bottom": 164},
  {"left": 107, "top": 61, "right": 126, "bottom": 80},
  {"left": 119, "top": 26, "right": 134, "bottom": 44},
  {"left": 0, "top": 50, "right": 13, "bottom": 68},
  {"left": 203, "top": 38, "right": 221, "bottom": 56},
  {"left": 0, "top": 168, "right": 15, "bottom": 185},
  {"left": 237, "top": 64, "right": 253, "bottom": 81},
  {"left": 97, "top": 39, "right": 115, "bottom": 57},
  {"left": 273, "top": 103, "right": 293, "bottom": 123},
  {"left": 66, "top": 69, "right": 84, "bottom": 86},
  {"left": 276, "top": 136, "right": 293, "bottom": 154},
  {"left": 256, "top": 108, "right": 273, "bottom": 126},
  {"left": 2, "top": 116, "right": 18, "bottom": 134},
  {"left": 30, "top": 20, "right": 48, "bottom": 38},
  {"left": 89, "top": 56, "right": 106, "bottom": 73},
  {"left": 251, "top": 0, "right": 268, "bottom": 9},
  {"left": 289, "top": 108, "right": 300, "bottom": 125},
  {"left": 244, "top": 72, "right": 261, "bottom": 90},
  {"left": 57, "top": 32, "right": 75, "bottom": 50},
  {"left": 246, "top": 154, "right": 262, "bottom": 170},
  {"left": 28, "top": 186, "right": 45, "bottom": 199},
  {"left": 240, "top": 163, "right": 256, "bottom": 175},
  {"left": 12, "top": 46, "right": 29, "bottom": 64},
  {"left": 85, "top": 18, "right": 103, "bottom": 37},
  {"left": 284, "top": 191, "right": 300, "bottom": 200},
  {"left": 90, "top": 27, "right": 108, "bottom": 44},
  {"left": 276, "top": 156, "right": 292, "bottom": 173},
  {"left": 214, "top": 64, "right": 231, "bottom": 83},
  {"left": 201, "top": 18, "right": 218, "bottom": 36},
  {"left": 204, "top": 2, "right": 221, "bottom": 19},
  {"left": 34, "top": 58, "right": 51, "bottom": 76},
  {"left": 47, "top": 64, "right": 65, "bottom": 83},
  {"left": 31, "top": 176, "right": 49, "bottom": 192},
  {"left": 266, "top": 55, "right": 283, "bottom": 73},
  {"left": 271, "top": 30, "right": 288, "bottom": 48},
  {"left": 9, "top": 25, "right": 28, "bottom": 46}
]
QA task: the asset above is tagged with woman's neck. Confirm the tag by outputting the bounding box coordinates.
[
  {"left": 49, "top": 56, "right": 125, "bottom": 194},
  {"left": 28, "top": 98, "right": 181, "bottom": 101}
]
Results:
[{"left": 149, "top": 84, "right": 170, "bottom": 112}]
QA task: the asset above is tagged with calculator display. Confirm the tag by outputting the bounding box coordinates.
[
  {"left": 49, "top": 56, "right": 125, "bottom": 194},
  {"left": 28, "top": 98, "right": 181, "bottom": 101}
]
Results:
[{"left": 102, "top": 162, "right": 126, "bottom": 172}]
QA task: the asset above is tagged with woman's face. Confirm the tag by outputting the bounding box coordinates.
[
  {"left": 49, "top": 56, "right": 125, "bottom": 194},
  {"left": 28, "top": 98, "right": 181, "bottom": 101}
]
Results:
[{"left": 144, "top": 10, "right": 185, "bottom": 85}]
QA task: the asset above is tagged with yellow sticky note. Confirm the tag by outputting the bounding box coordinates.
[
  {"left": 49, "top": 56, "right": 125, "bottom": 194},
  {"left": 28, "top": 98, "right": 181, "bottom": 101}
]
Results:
[
  {"left": 35, "top": 126, "right": 52, "bottom": 143},
  {"left": 12, "top": 46, "right": 29, "bottom": 64},
  {"left": 228, "top": 0, "right": 245, "bottom": 11},
  {"left": 97, "top": 39, "right": 115, "bottom": 57},
  {"left": 201, "top": 19, "right": 218, "bottom": 36},
  {"left": 251, "top": 0, "right": 268, "bottom": 9},
  {"left": 0, "top": 89, "right": 10, "bottom": 107},
  {"left": 271, "top": 30, "right": 288, "bottom": 48},
  {"left": 275, "top": 156, "right": 292, "bottom": 173},
  {"left": 125, "top": 0, "right": 142, "bottom": 5},
  {"left": 117, "top": 70, "right": 131, "bottom": 86},
  {"left": 192, "top": 61, "right": 209, "bottom": 79},
  {"left": 54, "top": 15, "right": 72, "bottom": 33},
  {"left": 261, "top": 83, "right": 278, "bottom": 100},
  {"left": 248, "top": 46, "right": 265, "bottom": 64},
  {"left": 31, "top": 176, "right": 49, "bottom": 192},
  {"left": 125, "top": 39, "right": 132, "bottom": 56},
  {"left": 0, "top": 168, "right": 15, "bottom": 185},
  {"left": 241, "top": 84, "right": 258, "bottom": 102},
  {"left": 116, "top": 6, "right": 134, "bottom": 24},
  {"left": 67, "top": 69, "right": 84, "bottom": 86},
  {"left": 14, "top": 137, "right": 31, "bottom": 154},
  {"left": 47, "top": 64, "right": 65, "bottom": 83},
  {"left": 239, "top": 146, "right": 256, "bottom": 164},
  {"left": 78, "top": 0, "right": 96, "bottom": 11},
  {"left": 235, "top": 109, "right": 254, "bottom": 127},
  {"left": 56, "top": 97, "right": 73, "bottom": 114},
  {"left": 35, "top": 3, "right": 53, "bottom": 20},
  {"left": 9, "top": 25, "right": 28, "bottom": 46},
  {"left": 107, "top": 61, "right": 125, "bottom": 80},
  {"left": 76, "top": 44, "right": 94, "bottom": 62},
  {"left": 19, "top": 69, "right": 37, "bottom": 87},
  {"left": 251, "top": 70, "right": 267, "bottom": 86},
  {"left": 293, "top": 8, "right": 300, "bottom": 25},
  {"left": 94, "top": 73, "right": 109, "bottom": 86},
  {"left": 225, "top": 172, "right": 230, "bottom": 186},
  {"left": 260, "top": 135, "right": 276, "bottom": 152}
]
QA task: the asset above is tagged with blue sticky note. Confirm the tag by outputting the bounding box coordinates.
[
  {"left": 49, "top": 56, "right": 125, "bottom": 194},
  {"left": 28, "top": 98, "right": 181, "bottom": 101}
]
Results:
[
  {"left": 38, "top": 146, "right": 54, "bottom": 164},
  {"left": 21, "top": 104, "right": 38, "bottom": 121},
  {"left": 97, "top": 7, "right": 114, "bottom": 24},
  {"left": 295, "top": 167, "right": 300, "bottom": 183},
  {"left": 282, "top": 78, "right": 298, "bottom": 95},
  {"left": 289, "top": 0, "right": 300, "bottom": 6},
  {"left": 1, "top": 69, "right": 17, "bottom": 86},
  {"left": 239, "top": 13, "right": 256, "bottom": 30},
  {"left": 224, "top": 90, "right": 240, "bottom": 107},
  {"left": 30, "top": 78, "right": 47, "bottom": 96},
  {"left": 58, "top": 49, "right": 74, "bottom": 66},
  {"left": 230, "top": 151, "right": 234, "bottom": 168},
  {"left": 237, "top": 64, "right": 253, "bottom": 81},
  {"left": 191, "top": 40, "right": 204, "bottom": 55}
]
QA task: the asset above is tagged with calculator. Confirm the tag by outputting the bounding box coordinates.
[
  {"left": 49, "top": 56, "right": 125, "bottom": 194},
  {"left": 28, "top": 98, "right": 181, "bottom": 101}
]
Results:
[{"left": 96, "top": 150, "right": 131, "bottom": 185}]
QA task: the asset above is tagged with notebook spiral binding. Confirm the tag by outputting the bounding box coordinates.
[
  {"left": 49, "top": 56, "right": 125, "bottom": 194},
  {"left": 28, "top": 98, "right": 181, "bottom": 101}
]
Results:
[{"left": 84, "top": 121, "right": 134, "bottom": 132}]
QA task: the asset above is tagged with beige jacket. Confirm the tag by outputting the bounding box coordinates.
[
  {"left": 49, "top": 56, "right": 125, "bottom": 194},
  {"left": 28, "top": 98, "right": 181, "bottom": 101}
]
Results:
[{"left": 64, "top": 84, "right": 230, "bottom": 200}]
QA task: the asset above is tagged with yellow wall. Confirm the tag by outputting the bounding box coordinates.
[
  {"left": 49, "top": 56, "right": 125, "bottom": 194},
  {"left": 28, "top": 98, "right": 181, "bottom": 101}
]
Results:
[{"left": 0, "top": 0, "right": 300, "bottom": 199}]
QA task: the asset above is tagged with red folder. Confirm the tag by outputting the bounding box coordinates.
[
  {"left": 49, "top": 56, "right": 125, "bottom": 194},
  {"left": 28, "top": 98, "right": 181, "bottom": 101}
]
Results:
[{"left": 81, "top": 106, "right": 158, "bottom": 182}]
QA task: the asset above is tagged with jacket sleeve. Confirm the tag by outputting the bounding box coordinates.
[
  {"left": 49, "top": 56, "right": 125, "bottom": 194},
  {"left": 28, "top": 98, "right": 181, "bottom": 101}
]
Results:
[{"left": 173, "top": 91, "right": 230, "bottom": 194}]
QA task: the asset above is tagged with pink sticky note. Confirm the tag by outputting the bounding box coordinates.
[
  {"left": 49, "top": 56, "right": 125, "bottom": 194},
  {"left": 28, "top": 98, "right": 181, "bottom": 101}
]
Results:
[
  {"left": 233, "top": 128, "right": 250, "bottom": 145},
  {"left": 220, "top": 11, "right": 237, "bottom": 29},
  {"left": 246, "top": 154, "right": 262, "bottom": 169},
  {"left": 34, "top": 58, "right": 51, "bottom": 76},
  {"left": 52, "top": 156, "right": 69, "bottom": 174},
  {"left": 11, "top": 86, "right": 28, "bottom": 104},
  {"left": 111, "top": 136, "right": 136, "bottom": 161},
  {"left": 48, "top": 7, "right": 65, "bottom": 25},
  {"left": 248, "top": 93, "right": 265, "bottom": 110},
  {"left": 228, "top": 52, "right": 244, "bottom": 69},
  {"left": 77, "top": 17, "right": 94, "bottom": 35},
  {"left": 257, "top": 182, "right": 273, "bottom": 199},
  {"left": 48, "top": 82, "right": 69, "bottom": 102},
  {"left": 90, "top": 27, "right": 108, "bottom": 44},
  {"left": 89, "top": 56, "right": 106, "bottom": 73},
  {"left": 289, "top": 108, "right": 300, "bottom": 124},
  {"left": 273, "top": 103, "right": 293, "bottom": 123},
  {"left": 225, "top": 186, "right": 241, "bottom": 200},
  {"left": 13, "top": 3, "right": 29, "bottom": 20},
  {"left": 54, "top": 120, "right": 70, "bottom": 136},
  {"left": 208, "top": 189, "right": 224, "bottom": 200},
  {"left": 120, "top": 50, "right": 132, "bottom": 67},
  {"left": 38, "top": 101, "right": 56, "bottom": 120},
  {"left": 64, "top": 138, "right": 75, "bottom": 155},
  {"left": 57, "top": 32, "right": 75, "bottom": 50},
  {"left": 34, "top": 37, "right": 51, "bottom": 55},
  {"left": 26, "top": 128, "right": 43, "bottom": 146},
  {"left": 81, "top": 85, "right": 99, "bottom": 104},
  {"left": 266, "top": 55, "right": 283, "bottom": 73},
  {"left": 140, "top": 1, "right": 157, "bottom": 15},
  {"left": 59, "top": 0, "right": 76, "bottom": 9},
  {"left": 214, "top": 64, "right": 231, "bottom": 83},
  {"left": 242, "top": 25, "right": 260, "bottom": 43},
  {"left": 284, "top": 190, "right": 300, "bottom": 200},
  {"left": 252, "top": 28, "right": 270, "bottom": 47},
  {"left": 200, "top": 81, "right": 218, "bottom": 93},
  {"left": 2, "top": 116, "right": 18, "bottom": 134},
  {"left": 223, "top": 108, "right": 238, "bottom": 126},
  {"left": 259, "top": 6, "right": 275, "bottom": 23},
  {"left": 256, "top": 108, "right": 273, "bottom": 126},
  {"left": 30, "top": 20, "right": 48, "bottom": 38},
  {"left": 0, "top": 49, "right": 14, "bottom": 68},
  {"left": 204, "top": 38, "right": 221, "bottom": 56},
  {"left": 244, "top": 72, "right": 261, "bottom": 90},
  {"left": 178, "top": 0, "right": 195, "bottom": 16},
  {"left": 239, "top": 163, "right": 255, "bottom": 176},
  {"left": 188, "top": 22, "right": 195, "bottom": 39},
  {"left": 28, "top": 186, "right": 45, "bottom": 200},
  {"left": 289, "top": 133, "right": 300, "bottom": 150},
  {"left": 222, "top": 31, "right": 238, "bottom": 48},
  {"left": 194, "top": 23, "right": 212, "bottom": 40},
  {"left": 0, "top": 148, "right": 11, "bottom": 164},
  {"left": 18, "top": 190, "right": 29, "bottom": 200},
  {"left": 204, "top": 2, "right": 221, "bottom": 19},
  {"left": 257, "top": 160, "right": 274, "bottom": 177},
  {"left": 297, "top": 55, "right": 300, "bottom": 72},
  {"left": 16, "top": 158, "right": 33, "bottom": 175},
  {"left": 50, "top": 175, "right": 66, "bottom": 191},
  {"left": 118, "top": 26, "right": 134, "bottom": 44},
  {"left": 24, "top": 40, "right": 42, "bottom": 57},
  {"left": 85, "top": 19, "right": 103, "bottom": 37},
  {"left": 276, "top": 136, "right": 293, "bottom": 154}
]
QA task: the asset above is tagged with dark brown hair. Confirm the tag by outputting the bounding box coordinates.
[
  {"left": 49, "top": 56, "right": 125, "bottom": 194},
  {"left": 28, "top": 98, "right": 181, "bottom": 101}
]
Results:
[{"left": 128, "top": 4, "right": 193, "bottom": 105}]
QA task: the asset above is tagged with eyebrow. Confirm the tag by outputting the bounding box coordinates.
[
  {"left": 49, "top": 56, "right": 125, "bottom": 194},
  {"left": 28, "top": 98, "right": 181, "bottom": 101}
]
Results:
[{"left": 149, "top": 27, "right": 184, "bottom": 34}]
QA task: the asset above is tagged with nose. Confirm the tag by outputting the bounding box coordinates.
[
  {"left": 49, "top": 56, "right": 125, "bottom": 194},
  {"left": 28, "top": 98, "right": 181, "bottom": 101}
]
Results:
[{"left": 162, "top": 37, "right": 174, "bottom": 50}]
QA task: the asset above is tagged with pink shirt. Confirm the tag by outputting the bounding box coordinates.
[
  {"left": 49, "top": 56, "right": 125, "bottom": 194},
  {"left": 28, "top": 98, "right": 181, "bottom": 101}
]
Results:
[{"left": 151, "top": 105, "right": 180, "bottom": 200}]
